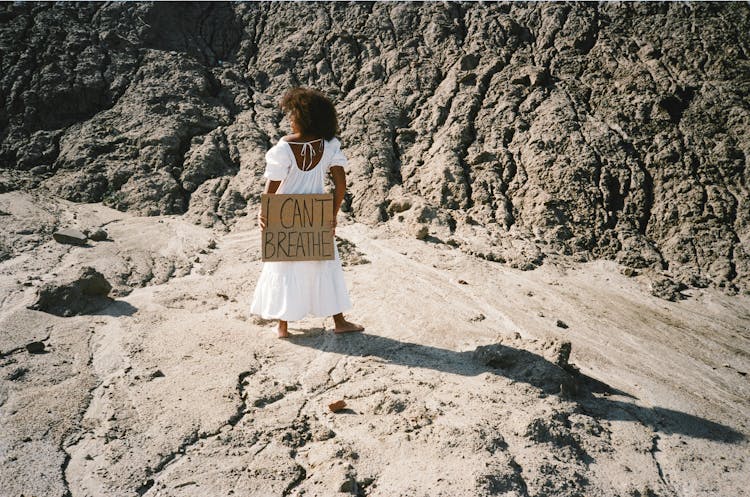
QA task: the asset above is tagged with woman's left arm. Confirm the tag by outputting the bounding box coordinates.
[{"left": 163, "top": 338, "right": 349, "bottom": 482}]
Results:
[{"left": 329, "top": 166, "right": 346, "bottom": 233}]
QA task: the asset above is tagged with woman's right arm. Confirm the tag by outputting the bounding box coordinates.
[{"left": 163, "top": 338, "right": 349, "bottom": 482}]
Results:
[
  {"left": 264, "top": 179, "right": 281, "bottom": 194},
  {"left": 257, "top": 180, "right": 282, "bottom": 230}
]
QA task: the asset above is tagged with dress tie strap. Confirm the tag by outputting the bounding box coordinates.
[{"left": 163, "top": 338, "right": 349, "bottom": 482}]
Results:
[
  {"left": 301, "top": 141, "right": 316, "bottom": 170},
  {"left": 287, "top": 138, "right": 323, "bottom": 170}
]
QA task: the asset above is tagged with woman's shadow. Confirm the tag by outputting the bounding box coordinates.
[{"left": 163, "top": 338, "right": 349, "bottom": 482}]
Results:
[{"left": 286, "top": 330, "right": 745, "bottom": 444}]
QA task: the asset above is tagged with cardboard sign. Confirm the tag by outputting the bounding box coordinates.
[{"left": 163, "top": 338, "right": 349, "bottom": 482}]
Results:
[{"left": 261, "top": 193, "right": 335, "bottom": 261}]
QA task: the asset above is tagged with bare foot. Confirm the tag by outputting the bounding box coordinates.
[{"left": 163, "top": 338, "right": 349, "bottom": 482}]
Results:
[
  {"left": 333, "top": 319, "right": 364, "bottom": 334},
  {"left": 277, "top": 320, "right": 289, "bottom": 338}
]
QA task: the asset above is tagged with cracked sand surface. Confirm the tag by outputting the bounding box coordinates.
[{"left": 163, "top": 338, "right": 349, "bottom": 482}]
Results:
[{"left": 1, "top": 196, "right": 748, "bottom": 496}]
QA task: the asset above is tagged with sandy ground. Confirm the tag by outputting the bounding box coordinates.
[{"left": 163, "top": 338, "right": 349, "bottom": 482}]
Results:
[{"left": 0, "top": 191, "right": 748, "bottom": 497}]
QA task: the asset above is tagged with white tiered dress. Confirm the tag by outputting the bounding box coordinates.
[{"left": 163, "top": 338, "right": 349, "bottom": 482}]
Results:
[{"left": 250, "top": 136, "right": 353, "bottom": 321}]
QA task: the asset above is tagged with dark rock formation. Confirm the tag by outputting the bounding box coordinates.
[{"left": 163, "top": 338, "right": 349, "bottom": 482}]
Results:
[
  {"left": 1, "top": 1, "right": 748, "bottom": 293},
  {"left": 27, "top": 266, "right": 114, "bottom": 316}
]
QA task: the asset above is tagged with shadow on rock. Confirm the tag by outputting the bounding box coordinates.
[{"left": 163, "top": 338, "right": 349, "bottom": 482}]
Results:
[{"left": 286, "top": 331, "right": 745, "bottom": 444}]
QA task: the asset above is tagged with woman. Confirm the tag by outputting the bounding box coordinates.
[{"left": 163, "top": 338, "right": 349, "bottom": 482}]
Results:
[{"left": 250, "top": 87, "right": 364, "bottom": 338}]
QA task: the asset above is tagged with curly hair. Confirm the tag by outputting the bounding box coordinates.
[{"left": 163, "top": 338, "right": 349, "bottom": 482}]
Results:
[{"left": 279, "top": 87, "right": 340, "bottom": 140}]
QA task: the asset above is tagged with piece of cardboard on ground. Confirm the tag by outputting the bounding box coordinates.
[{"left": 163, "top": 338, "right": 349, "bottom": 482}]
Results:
[{"left": 261, "top": 193, "right": 335, "bottom": 261}]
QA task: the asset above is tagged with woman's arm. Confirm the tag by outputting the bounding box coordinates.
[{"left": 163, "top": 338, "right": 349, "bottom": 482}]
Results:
[
  {"left": 264, "top": 179, "right": 282, "bottom": 194},
  {"left": 329, "top": 166, "right": 346, "bottom": 236},
  {"left": 257, "top": 179, "right": 282, "bottom": 230},
  {"left": 329, "top": 166, "right": 346, "bottom": 217}
]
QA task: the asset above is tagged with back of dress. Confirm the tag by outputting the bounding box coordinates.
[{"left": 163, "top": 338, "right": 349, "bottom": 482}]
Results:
[{"left": 263, "top": 137, "right": 349, "bottom": 194}]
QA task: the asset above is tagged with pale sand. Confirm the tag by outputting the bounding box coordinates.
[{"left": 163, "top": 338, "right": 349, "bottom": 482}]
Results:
[{"left": 1, "top": 192, "right": 748, "bottom": 496}]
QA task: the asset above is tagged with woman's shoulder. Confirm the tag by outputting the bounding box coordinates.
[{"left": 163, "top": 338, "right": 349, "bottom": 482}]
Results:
[
  {"left": 268, "top": 137, "right": 295, "bottom": 156},
  {"left": 325, "top": 136, "right": 341, "bottom": 148},
  {"left": 266, "top": 138, "right": 292, "bottom": 164},
  {"left": 273, "top": 136, "right": 292, "bottom": 147}
]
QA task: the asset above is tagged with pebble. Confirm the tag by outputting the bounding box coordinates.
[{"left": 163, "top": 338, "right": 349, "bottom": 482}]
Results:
[
  {"left": 25, "top": 341, "right": 45, "bottom": 354},
  {"left": 89, "top": 228, "right": 108, "bottom": 241}
]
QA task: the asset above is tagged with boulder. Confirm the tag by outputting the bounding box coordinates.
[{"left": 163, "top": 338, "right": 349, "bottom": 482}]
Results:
[{"left": 28, "top": 266, "right": 114, "bottom": 317}]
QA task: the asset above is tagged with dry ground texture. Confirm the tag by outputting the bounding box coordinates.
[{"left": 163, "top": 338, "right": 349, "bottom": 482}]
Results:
[
  {"left": 1, "top": 2, "right": 749, "bottom": 496},
  {"left": 0, "top": 193, "right": 748, "bottom": 497}
]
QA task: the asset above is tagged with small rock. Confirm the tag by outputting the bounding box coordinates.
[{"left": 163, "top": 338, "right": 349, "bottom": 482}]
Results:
[
  {"left": 340, "top": 479, "right": 357, "bottom": 493},
  {"left": 7, "top": 367, "right": 28, "bottom": 380},
  {"left": 313, "top": 428, "right": 336, "bottom": 441},
  {"left": 458, "top": 279, "right": 468, "bottom": 285},
  {"left": 650, "top": 276, "right": 687, "bottom": 301},
  {"left": 470, "top": 313, "right": 486, "bottom": 322},
  {"left": 621, "top": 267, "right": 638, "bottom": 277},
  {"left": 339, "top": 476, "right": 374, "bottom": 493},
  {"left": 150, "top": 369, "right": 165, "bottom": 379},
  {"left": 556, "top": 319, "right": 569, "bottom": 329},
  {"left": 89, "top": 228, "right": 108, "bottom": 241},
  {"left": 52, "top": 228, "right": 88, "bottom": 246},
  {"left": 415, "top": 225, "right": 429, "bottom": 240},
  {"left": 554, "top": 341, "right": 572, "bottom": 367},
  {"left": 136, "top": 479, "right": 155, "bottom": 495},
  {"left": 207, "top": 239, "right": 217, "bottom": 249},
  {"left": 26, "top": 341, "right": 45, "bottom": 354},
  {"left": 328, "top": 399, "right": 347, "bottom": 412}
]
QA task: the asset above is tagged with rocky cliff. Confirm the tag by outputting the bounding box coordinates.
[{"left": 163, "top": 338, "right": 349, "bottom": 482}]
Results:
[{"left": 1, "top": 1, "right": 748, "bottom": 293}]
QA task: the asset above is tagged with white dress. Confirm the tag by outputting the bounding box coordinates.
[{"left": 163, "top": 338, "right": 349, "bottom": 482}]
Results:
[{"left": 250, "top": 136, "right": 353, "bottom": 321}]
